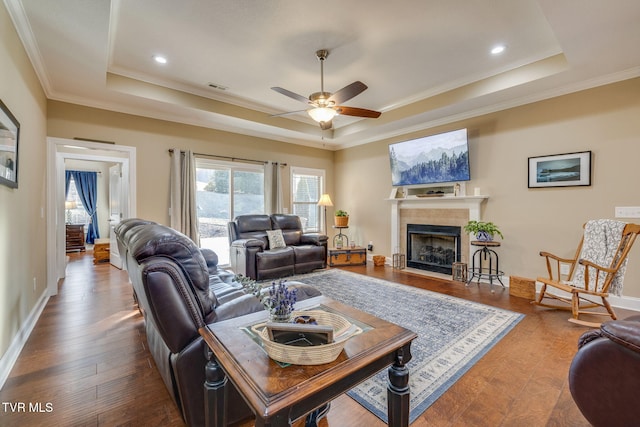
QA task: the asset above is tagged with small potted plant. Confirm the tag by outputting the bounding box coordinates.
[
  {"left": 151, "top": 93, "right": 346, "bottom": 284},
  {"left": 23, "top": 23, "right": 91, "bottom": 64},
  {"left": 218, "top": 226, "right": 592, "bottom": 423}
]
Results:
[
  {"left": 235, "top": 276, "right": 297, "bottom": 322},
  {"left": 334, "top": 209, "right": 349, "bottom": 227},
  {"left": 264, "top": 281, "right": 298, "bottom": 322},
  {"left": 463, "top": 220, "right": 504, "bottom": 242}
]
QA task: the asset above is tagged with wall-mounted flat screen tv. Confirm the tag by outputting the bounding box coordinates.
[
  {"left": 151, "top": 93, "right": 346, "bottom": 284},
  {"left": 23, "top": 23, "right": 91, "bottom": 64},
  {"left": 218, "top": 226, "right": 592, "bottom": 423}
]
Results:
[{"left": 389, "top": 128, "right": 470, "bottom": 186}]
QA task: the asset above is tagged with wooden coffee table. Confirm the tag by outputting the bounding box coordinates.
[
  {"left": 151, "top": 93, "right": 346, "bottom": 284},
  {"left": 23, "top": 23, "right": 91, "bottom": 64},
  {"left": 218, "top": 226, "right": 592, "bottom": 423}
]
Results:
[{"left": 199, "top": 295, "right": 417, "bottom": 427}]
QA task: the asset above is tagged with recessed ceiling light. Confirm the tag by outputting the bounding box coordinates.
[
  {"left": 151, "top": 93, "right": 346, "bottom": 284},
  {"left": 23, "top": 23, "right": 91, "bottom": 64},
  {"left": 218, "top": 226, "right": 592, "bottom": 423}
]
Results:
[
  {"left": 491, "top": 45, "right": 506, "bottom": 55},
  {"left": 153, "top": 55, "right": 168, "bottom": 64}
]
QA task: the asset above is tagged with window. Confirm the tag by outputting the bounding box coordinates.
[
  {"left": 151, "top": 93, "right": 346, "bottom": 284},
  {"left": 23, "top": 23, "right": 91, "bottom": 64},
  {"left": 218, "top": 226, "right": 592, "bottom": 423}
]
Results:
[
  {"left": 65, "top": 176, "right": 90, "bottom": 226},
  {"left": 196, "top": 159, "right": 265, "bottom": 265},
  {"left": 291, "top": 167, "right": 325, "bottom": 232}
]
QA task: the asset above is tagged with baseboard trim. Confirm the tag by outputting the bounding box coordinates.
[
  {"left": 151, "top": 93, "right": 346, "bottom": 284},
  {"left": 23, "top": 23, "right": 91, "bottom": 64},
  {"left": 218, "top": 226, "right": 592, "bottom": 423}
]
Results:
[{"left": 0, "top": 290, "right": 49, "bottom": 389}]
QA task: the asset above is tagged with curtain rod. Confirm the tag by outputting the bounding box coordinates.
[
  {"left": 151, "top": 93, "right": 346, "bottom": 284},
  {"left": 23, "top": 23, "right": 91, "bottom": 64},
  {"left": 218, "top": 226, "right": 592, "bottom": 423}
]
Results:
[
  {"left": 168, "top": 149, "right": 286, "bottom": 166},
  {"left": 67, "top": 169, "right": 102, "bottom": 174}
]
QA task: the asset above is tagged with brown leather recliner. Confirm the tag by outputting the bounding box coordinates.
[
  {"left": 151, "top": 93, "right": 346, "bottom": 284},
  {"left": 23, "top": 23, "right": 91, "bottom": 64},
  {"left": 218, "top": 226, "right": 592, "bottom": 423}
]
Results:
[
  {"left": 228, "top": 214, "right": 328, "bottom": 280},
  {"left": 569, "top": 315, "right": 640, "bottom": 426},
  {"left": 116, "top": 219, "right": 322, "bottom": 426}
]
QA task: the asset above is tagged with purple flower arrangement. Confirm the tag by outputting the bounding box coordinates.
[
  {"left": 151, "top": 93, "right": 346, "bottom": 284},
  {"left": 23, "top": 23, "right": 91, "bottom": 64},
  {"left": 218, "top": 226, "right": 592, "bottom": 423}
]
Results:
[
  {"left": 235, "top": 275, "right": 297, "bottom": 319},
  {"left": 264, "top": 280, "right": 297, "bottom": 318}
]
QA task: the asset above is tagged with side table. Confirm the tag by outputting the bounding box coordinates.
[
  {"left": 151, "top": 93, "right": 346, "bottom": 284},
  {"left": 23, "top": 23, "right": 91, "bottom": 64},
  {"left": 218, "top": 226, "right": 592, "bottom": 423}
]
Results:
[
  {"left": 199, "top": 296, "right": 417, "bottom": 427},
  {"left": 466, "top": 240, "right": 504, "bottom": 292}
]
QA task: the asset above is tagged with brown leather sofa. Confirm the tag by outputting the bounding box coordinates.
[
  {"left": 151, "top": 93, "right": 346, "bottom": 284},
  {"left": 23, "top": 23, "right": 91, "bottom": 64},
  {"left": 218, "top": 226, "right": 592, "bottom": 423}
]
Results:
[
  {"left": 115, "top": 219, "right": 321, "bottom": 426},
  {"left": 569, "top": 315, "right": 640, "bottom": 426},
  {"left": 228, "top": 214, "right": 328, "bottom": 280}
]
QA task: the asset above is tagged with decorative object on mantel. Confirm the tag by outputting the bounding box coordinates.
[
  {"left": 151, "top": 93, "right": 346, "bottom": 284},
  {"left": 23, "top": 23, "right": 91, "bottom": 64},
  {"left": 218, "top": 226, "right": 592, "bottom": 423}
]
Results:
[
  {"left": 463, "top": 220, "right": 504, "bottom": 242},
  {"left": 334, "top": 209, "right": 349, "bottom": 227},
  {"left": 416, "top": 191, "right": 445, "bottom": 198}
]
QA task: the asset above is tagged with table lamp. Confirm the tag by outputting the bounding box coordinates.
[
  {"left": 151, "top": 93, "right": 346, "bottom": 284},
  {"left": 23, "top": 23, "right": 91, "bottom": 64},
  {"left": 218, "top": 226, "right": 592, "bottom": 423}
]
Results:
[{"left": 65, "top": 200, "right": 77, "bottom": 224}]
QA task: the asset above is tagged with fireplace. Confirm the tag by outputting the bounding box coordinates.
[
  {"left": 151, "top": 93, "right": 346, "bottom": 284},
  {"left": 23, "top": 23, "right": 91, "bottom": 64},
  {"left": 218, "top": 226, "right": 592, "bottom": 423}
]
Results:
[{"left": 407, "top": 224, "right": 461, "bottom": 274}]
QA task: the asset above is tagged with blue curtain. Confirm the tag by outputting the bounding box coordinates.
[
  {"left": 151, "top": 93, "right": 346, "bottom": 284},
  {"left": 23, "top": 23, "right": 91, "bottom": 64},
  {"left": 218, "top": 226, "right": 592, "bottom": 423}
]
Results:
[
  {"left": 65, "top": 171, "right": 72, "bottom": 198},
  {"left": 68, "top": 170, "right": 100, "bottom": 244}
]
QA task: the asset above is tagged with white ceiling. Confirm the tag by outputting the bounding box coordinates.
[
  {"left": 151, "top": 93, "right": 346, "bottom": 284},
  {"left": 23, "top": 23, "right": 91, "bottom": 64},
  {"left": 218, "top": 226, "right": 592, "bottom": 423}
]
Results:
[{"left": 6, "top": 0, "right": 640, "bottom": 150}]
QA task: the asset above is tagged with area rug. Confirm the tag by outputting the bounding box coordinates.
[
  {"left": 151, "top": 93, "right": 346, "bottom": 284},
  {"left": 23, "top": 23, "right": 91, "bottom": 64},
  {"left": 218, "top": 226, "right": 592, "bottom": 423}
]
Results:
[{"left": 283, "top": 269, "right": 524, "bottom": 424}]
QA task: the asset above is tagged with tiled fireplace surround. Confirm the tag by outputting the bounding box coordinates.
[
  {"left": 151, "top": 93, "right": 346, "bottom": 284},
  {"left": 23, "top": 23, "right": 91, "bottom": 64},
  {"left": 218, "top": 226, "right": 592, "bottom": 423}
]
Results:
[{"left": 389, "top": 196, "right": 488, "bottom": 275}]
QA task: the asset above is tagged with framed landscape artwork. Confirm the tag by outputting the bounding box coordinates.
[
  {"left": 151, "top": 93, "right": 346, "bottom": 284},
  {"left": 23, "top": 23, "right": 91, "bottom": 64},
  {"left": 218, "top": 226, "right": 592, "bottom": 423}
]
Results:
[
  {"left": 528, "top": 151, "right": 591, "bottom": 188},
  {"left": 0, "top": 100, "right": 20, "bottom": 189}
]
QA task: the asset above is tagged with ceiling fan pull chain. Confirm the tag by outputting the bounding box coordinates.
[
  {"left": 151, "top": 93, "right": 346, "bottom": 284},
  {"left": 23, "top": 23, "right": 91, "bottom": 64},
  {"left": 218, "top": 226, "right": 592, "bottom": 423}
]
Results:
[{"left": 319, "top": 53, "right": 325, "bottom": 95}]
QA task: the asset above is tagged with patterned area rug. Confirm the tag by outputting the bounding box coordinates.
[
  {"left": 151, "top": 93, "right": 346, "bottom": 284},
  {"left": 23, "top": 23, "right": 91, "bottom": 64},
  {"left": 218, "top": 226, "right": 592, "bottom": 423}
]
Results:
[{"left": 284, "top": 269, "right": 524, "bottom": 424}]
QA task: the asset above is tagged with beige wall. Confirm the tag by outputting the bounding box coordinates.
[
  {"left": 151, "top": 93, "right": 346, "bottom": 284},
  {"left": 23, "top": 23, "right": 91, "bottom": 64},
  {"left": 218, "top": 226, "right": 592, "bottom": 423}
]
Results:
[
  {"left": 0, "top": 3, "right": 48, "bottom": 359},
  {"left": 335, "top": 78, "right": 640, "bottom": 297},
  {"left": 46, "top": 101, "right": 335, "bottom": 225}
]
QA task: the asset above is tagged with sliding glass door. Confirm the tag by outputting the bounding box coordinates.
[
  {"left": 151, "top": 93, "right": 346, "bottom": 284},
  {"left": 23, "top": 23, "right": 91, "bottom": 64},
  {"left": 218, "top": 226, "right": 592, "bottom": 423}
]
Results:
[{"left": 196, "top": 159, "right": 264, "bottom": 265}]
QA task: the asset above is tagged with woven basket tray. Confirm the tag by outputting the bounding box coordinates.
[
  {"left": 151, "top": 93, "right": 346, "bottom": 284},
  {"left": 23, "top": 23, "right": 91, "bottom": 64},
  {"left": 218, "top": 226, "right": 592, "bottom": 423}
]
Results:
[{"left": 253, "top": 310, "right": 361, "bottom": 365}]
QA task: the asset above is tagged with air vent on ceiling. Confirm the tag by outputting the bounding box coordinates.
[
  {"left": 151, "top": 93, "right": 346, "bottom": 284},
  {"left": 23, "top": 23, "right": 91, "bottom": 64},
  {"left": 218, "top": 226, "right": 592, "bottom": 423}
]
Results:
[{"left": 207, "top": 82, "right": 228, "bottom": 91}]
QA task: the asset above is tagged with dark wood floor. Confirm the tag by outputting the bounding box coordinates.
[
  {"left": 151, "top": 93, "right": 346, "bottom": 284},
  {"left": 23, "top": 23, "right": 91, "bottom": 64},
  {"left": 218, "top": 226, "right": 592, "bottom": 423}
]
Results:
[{"left": 3, "top": 252, "right": 625, "bottom": 426}]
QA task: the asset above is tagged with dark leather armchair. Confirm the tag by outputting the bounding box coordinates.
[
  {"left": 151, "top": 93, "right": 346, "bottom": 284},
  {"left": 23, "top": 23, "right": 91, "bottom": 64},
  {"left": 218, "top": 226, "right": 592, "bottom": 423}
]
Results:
[
  {"left": 228, "top": 214, "right": 328, "bottom": 280},
  {"left": 569, "top": 315, "right": 640, "bottom": 426}
]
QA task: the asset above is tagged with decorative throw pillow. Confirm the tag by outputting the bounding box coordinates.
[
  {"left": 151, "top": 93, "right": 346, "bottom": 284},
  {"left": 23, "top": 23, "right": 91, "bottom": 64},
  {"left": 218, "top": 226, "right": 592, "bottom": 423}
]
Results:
[{"left": 266, "top": 229, "right": 286, "bottom": 249}]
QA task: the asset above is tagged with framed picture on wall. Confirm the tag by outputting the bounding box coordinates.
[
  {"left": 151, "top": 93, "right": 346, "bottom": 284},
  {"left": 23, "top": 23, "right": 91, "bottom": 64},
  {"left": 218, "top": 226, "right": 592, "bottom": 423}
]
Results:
[
  {"left": 528, "top": 151, "right": 591, "bottom": 188},
  {"left": 0, "top": 99, "right": 20, "bottom": 189}
]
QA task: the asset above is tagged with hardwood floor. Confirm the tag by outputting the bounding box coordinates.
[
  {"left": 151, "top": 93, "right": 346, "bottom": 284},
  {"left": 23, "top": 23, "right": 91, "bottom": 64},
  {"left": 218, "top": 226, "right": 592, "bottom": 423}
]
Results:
[{"left": 2, "top": 252, "right": 626, "bottom": 426}]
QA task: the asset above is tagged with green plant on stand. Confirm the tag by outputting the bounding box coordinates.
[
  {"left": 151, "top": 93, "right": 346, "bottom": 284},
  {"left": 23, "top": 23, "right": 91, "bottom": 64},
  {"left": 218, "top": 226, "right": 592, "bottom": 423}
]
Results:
[
  {"left": 334, "top": 209, "right": 349, "bottom": 227},
  {"left": 464, "top": 220, "right": 504, "bottom": 242}
]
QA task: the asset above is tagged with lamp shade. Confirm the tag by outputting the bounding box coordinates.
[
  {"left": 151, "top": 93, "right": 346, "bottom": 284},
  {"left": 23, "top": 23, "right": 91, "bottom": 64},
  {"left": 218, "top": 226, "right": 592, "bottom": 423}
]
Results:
[
  {"left": 308, "top": 107, "right": 337, "bottom": 123},
  {"left": 317, "top": 194, "right": 333, "bottom": 207},
  {"left": 65, "top": 200, "right": 77, "bottom": 210}
]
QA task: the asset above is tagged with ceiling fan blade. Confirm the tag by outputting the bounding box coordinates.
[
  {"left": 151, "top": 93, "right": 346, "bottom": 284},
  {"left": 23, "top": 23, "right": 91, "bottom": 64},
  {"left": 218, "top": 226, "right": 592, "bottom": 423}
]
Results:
[
  {"left": 336, "top": 106, "right": 381, "bottom": 118},
  {"left": 270, "top": 109, "right": 309, "bottom": 117},
  {"left": 271, "top": 87, "right": 310, "bottom": 104},
  {"left": 327, "top": 81, "right": 368, "bottom": 105},
  {"left": 319, "top": 120, "right": 333, "bottom": 130}
]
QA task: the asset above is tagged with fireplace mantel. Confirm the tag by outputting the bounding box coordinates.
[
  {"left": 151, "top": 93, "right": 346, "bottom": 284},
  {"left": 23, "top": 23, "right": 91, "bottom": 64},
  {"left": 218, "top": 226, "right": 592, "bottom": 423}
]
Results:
[{"left": 388, "top": 195, "right": 489, "bottom": 270}]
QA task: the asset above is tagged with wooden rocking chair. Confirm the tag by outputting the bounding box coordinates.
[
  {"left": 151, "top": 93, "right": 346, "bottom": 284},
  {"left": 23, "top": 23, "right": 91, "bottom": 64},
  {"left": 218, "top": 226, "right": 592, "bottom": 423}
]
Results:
[{"left": 533, "top": 220, "right": 640, "bottom": 327}]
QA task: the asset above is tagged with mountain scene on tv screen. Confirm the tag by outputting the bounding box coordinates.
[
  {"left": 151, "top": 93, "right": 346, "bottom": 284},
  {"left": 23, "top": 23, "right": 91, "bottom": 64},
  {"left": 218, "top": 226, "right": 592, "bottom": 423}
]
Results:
[{"left": 390, "top": 131, "right": 470, "bottom": 186}]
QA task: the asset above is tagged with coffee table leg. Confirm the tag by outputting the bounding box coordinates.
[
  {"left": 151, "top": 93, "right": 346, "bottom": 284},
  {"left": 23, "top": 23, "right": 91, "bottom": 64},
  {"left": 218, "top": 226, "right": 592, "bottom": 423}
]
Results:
[
  {"left": 387, "top": 344, "right": 412, "bottom": 427},
  {"left": 204, "top": 346, "right": 227, "bottom": 427}
]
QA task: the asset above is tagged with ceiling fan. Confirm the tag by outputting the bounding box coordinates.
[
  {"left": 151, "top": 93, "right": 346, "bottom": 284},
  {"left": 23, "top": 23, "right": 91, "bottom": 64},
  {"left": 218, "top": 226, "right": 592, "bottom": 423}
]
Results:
[{"left": 271, "top": 49, "right": 381, "bottom": 130}]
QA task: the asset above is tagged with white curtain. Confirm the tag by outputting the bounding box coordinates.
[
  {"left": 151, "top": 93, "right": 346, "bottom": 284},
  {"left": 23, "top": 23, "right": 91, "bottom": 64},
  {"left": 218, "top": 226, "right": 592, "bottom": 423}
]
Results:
[
  {"left": 264, "top": 161, "right": 283, "bottom": 214},
  {"left": 170, "top": 149, "right": 200, "bottom": 244}
]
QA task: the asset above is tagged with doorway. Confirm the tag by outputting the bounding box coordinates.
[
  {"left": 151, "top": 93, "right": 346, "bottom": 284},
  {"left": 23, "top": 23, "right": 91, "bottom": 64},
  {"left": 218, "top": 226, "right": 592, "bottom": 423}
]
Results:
[{"left": 46, "top": 137, "right": 137, "bottom": 296}]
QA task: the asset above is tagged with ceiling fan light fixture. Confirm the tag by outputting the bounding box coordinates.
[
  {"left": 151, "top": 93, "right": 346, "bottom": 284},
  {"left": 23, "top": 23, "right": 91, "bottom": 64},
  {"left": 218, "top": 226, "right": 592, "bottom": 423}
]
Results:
[{"left": 308, "top": 107, "right": 337, "bottom": 123}]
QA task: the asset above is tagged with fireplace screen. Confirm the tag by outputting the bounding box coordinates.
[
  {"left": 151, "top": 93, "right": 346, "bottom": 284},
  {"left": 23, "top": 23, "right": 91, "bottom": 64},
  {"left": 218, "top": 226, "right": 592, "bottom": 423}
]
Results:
[{"left": 407, "top": 224, "right": 461, "bottom": 274}]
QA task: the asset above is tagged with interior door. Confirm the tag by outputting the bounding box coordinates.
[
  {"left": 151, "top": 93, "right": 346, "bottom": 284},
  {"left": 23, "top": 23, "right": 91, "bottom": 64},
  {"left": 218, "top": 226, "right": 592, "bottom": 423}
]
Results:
[{"left": 109, "top": 164, "right": 123, "bottom": 269}]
